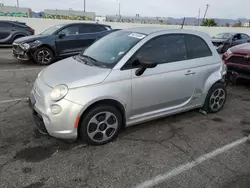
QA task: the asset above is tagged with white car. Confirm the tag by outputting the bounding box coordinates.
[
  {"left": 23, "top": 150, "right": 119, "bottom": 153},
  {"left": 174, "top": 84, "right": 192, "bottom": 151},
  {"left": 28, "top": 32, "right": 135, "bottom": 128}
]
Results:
[{"left": 30, "top": 28, "right": 227, "bottom": 145}]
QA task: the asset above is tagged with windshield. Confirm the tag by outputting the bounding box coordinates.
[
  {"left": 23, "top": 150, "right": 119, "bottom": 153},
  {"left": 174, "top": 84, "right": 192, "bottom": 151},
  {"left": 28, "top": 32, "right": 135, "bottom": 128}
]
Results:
[
  {"left": 40, "top": 24, "right": 64, "bottom": 35},
  {"left": 213, "top": 33, "right": 233, "bottom": 39},
  {"left": 80, "top": 30, "right": 146, "bottom": 68}
]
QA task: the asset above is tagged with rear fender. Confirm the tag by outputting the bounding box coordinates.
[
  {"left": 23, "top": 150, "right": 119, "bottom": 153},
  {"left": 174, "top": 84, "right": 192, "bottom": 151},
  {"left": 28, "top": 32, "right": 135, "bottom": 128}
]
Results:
[{"left": 204, "top": 64, "right": 226, "bottom": 95}]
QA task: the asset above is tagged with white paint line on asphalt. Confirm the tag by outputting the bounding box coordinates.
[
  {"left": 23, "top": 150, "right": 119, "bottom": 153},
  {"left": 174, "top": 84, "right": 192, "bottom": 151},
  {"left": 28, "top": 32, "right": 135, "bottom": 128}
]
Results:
[
  {"left": 0, "top": 67, "right": 42, "bottom": 72},
  {"left": 135, "top": 136, "right": 250, "bottom": 188},
  {"left": 0, "top": 98, "right": 28, "bottom": 104}
]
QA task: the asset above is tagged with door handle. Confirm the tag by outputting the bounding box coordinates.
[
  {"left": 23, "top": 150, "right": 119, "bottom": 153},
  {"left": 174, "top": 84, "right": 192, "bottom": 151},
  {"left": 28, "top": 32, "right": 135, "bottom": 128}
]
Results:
[{"left": 185, "top": 70, "right": 196, "bottom": 75}]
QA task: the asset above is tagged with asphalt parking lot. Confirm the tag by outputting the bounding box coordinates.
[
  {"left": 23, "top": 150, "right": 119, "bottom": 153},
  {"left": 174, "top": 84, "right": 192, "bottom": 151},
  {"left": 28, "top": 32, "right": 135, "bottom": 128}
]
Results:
[{"left": 0, "top": 48, "right": 250, "bottom": 188}]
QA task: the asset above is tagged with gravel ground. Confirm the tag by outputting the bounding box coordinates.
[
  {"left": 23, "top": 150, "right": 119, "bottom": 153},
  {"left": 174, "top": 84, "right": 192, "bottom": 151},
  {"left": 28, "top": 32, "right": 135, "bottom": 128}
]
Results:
[{"left": 0, "top": 48, "right": 249, "bottom": 188}]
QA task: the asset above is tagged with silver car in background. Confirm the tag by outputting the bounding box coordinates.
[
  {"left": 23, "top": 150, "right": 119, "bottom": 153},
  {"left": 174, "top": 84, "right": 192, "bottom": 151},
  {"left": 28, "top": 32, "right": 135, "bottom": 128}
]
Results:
[{"left": 29, "top": 28, "right": 227, "bottom": 145}]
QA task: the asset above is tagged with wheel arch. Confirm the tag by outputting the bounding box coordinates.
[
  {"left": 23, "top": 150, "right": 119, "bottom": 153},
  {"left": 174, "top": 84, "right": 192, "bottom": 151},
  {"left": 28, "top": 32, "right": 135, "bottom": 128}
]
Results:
[
  {"left": 77, "top": 99, "right": 126, "bottom": 136},
  {"left": 35, "top": 44, "right": 56, "bottom": 56}
]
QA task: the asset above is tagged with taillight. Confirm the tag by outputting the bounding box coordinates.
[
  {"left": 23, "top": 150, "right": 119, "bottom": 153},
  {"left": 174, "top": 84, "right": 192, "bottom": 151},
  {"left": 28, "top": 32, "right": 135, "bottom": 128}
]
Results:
[
  {"left": 247, "top": 39, "right": 250, "bottom": 43},
  {"left": 27, "top": 27, "right": 35, "bottom": 35}
]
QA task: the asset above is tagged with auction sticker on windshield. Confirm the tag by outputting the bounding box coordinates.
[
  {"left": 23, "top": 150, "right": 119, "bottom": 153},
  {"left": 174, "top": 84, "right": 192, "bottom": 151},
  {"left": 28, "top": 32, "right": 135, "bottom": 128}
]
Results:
[{"left": 128, "top": 33, "right": 146, "bottom": 39}]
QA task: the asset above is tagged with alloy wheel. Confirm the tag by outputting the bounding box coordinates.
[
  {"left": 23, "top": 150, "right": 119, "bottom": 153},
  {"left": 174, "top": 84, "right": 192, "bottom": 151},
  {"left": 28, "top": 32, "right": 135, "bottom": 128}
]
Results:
[
  {"left": 37, "top": 49, "right": 52, "bottom": 64},
  {"left": 87, "top": 111, "right": 118, "bottom": 143},
  {"left": 209, "top": 88, "right": 226, "bottom": 111}
]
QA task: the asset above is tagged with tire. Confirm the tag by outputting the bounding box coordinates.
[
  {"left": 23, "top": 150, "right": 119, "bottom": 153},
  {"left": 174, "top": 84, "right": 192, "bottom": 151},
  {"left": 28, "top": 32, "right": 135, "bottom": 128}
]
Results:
[
  {"left": 33, "top": 47, "right": 54, "bottom": 65},
  {"left": 79, "top": 105, "right": 123, "bottom": 145},
  {"left": 203, "top": 83, "right": 227, "bottom": 113}
]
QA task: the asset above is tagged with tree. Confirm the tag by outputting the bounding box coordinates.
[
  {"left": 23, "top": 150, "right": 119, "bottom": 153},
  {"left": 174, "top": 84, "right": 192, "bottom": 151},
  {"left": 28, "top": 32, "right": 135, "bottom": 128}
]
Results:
[
  {"left": 201, "top": 19, "right": 217, "bottom": 26},
  {"left": 225, "top": 23, "right": 230, "bottom": 27},
  {"left": 232, "top": 21, "right": 242, "bottom": 27}
]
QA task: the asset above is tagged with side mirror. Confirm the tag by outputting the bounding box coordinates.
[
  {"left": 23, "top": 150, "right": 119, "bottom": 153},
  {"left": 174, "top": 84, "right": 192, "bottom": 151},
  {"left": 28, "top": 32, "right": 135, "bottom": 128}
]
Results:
[
  {"left": 140, "top": 61, "right": 157, "bottom": 68},
  {"left": 135, "top": 60, "right": 157, "bottom": 76},
  {"left": 58, "top": 32, "right": 66, "bottom": 38}
]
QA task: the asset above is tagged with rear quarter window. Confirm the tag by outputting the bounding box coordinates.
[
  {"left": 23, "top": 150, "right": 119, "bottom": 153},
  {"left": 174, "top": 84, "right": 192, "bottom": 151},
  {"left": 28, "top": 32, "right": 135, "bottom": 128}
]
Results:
[{"left": 185, "top": 34, "right": 212, "bottom": 59}]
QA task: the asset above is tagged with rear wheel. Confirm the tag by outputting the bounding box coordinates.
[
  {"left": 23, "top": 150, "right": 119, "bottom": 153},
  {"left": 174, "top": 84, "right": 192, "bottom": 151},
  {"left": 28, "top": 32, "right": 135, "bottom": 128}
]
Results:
[
  {"left": 33, "top": 47, "right": 54, "bottom": 65},
  {"left": 79, "top": 105, "right": 122, "bottom": 145},
  {"left": 203, "top": 83, "right": 227, "bottom": 113}
]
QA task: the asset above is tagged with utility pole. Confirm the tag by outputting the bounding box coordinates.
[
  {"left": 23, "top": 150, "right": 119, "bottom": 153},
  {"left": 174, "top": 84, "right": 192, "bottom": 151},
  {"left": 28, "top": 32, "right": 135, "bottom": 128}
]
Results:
[
  {"left": 84, "top": 0, "right": 86, "bottom": 12},
  {"left": 202, "top": 4, "right": 209, "bottom": 23},
  {"left": 17, "top": 0, "right": 19, "bottom": 7},
  {"left": 118, "top": 1, "right": 121, "bottom": 17},
  {"left": 197, "top": 8, "right": 200, "bottom": 26}
]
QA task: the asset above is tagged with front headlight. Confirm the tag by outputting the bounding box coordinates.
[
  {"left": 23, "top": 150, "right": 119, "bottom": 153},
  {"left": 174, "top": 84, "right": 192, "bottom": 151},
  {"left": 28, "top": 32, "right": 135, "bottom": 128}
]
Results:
[
  {"left": 50, "top": 85, "right": 68, "bottom": 101},
  {"left": 20, "top": 43, "right": 30, "bottom": 50}
]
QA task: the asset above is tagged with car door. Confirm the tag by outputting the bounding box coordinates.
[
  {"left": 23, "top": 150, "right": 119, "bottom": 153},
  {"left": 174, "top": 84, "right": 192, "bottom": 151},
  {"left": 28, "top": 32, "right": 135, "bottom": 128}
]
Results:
[
  {"left": 55, "top": 24, "right": 82, "bottom": 56},
  {"left": 0, "top": 22, "right": 13, "bottom": 44},
  {"left": 128, "top": 34, "right": 198, "bottom": 117}
]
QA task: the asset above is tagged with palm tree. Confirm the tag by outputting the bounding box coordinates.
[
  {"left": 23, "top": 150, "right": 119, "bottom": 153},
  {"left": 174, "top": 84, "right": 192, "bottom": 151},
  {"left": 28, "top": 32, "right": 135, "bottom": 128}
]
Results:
[{"left": 201, "top": 19, "right": 217, "bottom": 26}]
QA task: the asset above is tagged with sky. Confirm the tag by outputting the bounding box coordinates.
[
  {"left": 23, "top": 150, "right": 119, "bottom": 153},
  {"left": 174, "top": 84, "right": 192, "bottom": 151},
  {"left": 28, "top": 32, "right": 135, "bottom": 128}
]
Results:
[{"left": 4, "top": 0, "right": 250, "bottom": 19}]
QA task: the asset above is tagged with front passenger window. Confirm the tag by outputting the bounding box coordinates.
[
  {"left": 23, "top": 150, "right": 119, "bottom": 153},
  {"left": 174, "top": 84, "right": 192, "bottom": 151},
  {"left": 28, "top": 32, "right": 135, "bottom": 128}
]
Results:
[
  {"left": 135, "top": 35, "right": 187, "bottom": 64},
  {"left": 59, "top": 25, "right": 80, "bottom": 35}
]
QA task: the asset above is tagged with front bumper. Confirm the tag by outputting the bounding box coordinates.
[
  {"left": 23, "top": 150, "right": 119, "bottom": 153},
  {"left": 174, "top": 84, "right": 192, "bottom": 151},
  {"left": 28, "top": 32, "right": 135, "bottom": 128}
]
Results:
[
  {"left": 12, "top": 44, "right": 31, "bottom": 61},
  {"left": 29, "top": 78, "right": 83, "bottom": 140}
]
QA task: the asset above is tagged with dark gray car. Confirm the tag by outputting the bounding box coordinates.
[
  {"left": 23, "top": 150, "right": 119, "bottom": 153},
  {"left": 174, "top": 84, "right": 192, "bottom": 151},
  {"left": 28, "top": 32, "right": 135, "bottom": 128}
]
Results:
[
  {"left": 211, "top": 32, "right": 250, "bottom": 54},
  {"left": 0, "top": 20, "right": 35, "bottom": 44}
]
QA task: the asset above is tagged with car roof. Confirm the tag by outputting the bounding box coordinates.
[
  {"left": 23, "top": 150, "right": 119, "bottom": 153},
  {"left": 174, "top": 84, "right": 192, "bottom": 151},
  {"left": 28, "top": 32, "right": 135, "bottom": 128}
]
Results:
[
  {"left": 0, "top": 20, "right": 26, "bottom": 24},
  {"left": 124, "top": 27, "right": 209, "bottom": 36},
  {"left": 61, "top": 22, "right": 111, "bottom": 28}
]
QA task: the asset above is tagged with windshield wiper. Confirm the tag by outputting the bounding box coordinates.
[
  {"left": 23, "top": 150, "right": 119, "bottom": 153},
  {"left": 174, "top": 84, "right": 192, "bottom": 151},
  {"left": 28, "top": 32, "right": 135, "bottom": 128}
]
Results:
[
  {"left": 79, "top": 54, "right": 108, "bottom": 68},
  {"left": 77, "top": 54, "right": 96, "bottom": 66}
]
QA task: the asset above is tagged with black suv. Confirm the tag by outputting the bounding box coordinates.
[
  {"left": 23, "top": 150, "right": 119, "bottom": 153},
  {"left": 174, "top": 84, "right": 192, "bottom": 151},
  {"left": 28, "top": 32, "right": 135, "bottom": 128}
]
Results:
[
  {"left": 13, "top": 23, "right": 120, "bottom": 65},
  {"left": 0, "top": 20, "right": 35, "bottom": 44}
]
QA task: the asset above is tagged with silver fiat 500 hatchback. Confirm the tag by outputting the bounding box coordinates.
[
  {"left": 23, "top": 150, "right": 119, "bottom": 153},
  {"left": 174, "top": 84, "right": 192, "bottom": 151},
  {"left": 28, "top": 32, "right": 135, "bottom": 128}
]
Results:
[{"left": 29, "top": 28, "right": 227, "bottom": 145}]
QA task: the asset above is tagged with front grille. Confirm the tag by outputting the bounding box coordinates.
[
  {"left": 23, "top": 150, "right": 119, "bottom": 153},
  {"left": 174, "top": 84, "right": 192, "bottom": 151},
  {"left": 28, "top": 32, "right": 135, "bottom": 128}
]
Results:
[{"left": 227, "top": 56, "right": 250, "bottom": 66}]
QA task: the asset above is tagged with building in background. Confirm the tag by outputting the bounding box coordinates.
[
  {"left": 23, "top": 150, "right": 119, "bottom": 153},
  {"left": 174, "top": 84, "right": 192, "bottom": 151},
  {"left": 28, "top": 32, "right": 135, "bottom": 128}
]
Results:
[
  {"left": 44, "top": 9, "right": 95, "bottom": 21},
  {"left": 0, "top": 6, "right": 32, "bottom": 17},
  {"left": 106, "top": 15, "right": 169, "bottom": 24},
  {"left": 243, "top": 22, "right": 250, "bottom": 27}
]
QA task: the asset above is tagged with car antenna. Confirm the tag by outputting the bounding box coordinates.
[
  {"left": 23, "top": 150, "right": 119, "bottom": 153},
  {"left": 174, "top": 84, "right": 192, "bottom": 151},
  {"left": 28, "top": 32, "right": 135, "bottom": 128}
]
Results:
[{"left": 181, "top": 17, "right": 186, "bottom": 29}]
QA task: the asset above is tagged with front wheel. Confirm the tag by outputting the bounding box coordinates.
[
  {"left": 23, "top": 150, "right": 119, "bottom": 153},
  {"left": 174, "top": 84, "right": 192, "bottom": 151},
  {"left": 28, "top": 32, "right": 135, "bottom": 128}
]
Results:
[
  {"left": 79, "top": 105, "right": 122, "bottom": 145},
  {"left": 33, "top": 47, "right": 54, "bottom": 65},
  {"left": 203, "top": 83, "right": 227, "bottom": 113}
]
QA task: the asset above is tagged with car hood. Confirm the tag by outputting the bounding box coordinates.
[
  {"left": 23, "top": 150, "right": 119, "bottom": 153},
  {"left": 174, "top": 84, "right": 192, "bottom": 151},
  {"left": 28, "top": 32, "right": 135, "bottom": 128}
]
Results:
[
  {"left": 211, "top": 38, "right": 228, "bottom": 43},
  {"left": 230, "top": 43, "right": 250, "bottom": 55},
  {"left": 40, "top": 57, "right": 111, "bottom": 89},
  {"left": 13, "top": 35, "right": 48, "bottom": 44}
]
